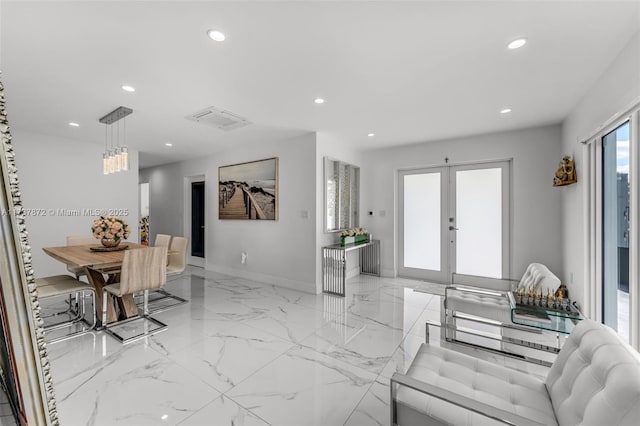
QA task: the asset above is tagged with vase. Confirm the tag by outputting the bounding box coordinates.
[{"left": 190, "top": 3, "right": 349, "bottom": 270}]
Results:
[
  {"left": 340, "top": 235, "right": 355, "bottom": 246},
  {"left": 101, "top": 238, "right": 120, "bottom": 248},
  {"left": 354, "top": 234, "right": 369, "bottom": 245}
]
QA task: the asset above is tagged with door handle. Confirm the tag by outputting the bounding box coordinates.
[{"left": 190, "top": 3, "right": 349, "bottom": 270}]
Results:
[{"left": 449, "top": 226, "right": 458, "bottom": 231}]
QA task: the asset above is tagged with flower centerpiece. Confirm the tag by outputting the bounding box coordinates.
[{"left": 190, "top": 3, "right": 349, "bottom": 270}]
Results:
[
  {"left": 340, "top": 227, "right": 369, "bottom": 247},
  {"left": 91, "top": 215, "right": 130, "bottom": 248}
]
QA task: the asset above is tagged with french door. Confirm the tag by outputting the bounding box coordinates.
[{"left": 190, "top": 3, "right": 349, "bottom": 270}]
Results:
[{"left": 399, "top": 161, "right": 510, "bottom": 283}]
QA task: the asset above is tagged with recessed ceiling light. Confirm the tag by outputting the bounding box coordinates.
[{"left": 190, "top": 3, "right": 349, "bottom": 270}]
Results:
[
  {"left": 507, "top": 38, "right": 527, "bottom": 50},
  {"left": 68, "top": 122, "right": 80, "bottom": 127},
  {"left": 314, "top": 98, "right": 325, "bottom": 104},
  {"left": 121, "top": 85, "right": 136, "bottom": 92},
  {"left": 165, "top": 143, "right": 173, "bottom": 147},
  {"left": 207, "top": 29, "right": 226, "bottom": 42},
  {"left": 367, "top": 133, "right": 375, "bottom": 137},
  {"left": 500, "top": 108, "right": 512, "bottom": 114}
]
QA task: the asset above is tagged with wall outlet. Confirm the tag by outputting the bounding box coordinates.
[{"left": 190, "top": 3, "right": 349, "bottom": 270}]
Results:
[{"left": 241, "top": 252, "right": 247, "bottom": 264}]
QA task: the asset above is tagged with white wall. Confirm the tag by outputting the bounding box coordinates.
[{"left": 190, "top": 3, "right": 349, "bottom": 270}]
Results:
[
  {"left": 561, "top": 31, "right": 640, "bottom": 308},
  {"left": 12, "top": 130, "right": 140, "bottom": 278},
  {"left": 140, "top": 133, "right": 318, "bottom": 293},
  {"left": 361, "top": 124, "right": 563, "bottom": 280}
]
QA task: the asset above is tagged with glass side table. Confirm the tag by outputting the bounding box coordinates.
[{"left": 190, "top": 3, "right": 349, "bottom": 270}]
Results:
[{"left": 507, "top": 291, "right": 583, "bottom": 334}]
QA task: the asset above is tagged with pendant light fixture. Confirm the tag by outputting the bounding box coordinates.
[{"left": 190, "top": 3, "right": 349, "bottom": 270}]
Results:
[{"left": 99, "top": 106, "right": 132, "bottom": 175}]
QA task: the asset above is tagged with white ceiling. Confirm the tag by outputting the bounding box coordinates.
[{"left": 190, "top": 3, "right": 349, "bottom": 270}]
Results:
[{"left": 1, "top": 1, "right": 639, "bottom": 168}]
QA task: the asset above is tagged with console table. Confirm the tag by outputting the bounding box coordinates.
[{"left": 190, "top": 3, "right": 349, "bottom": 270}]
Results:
[{"left": 322, "top": 240, "right": 380, "bottom": 296}]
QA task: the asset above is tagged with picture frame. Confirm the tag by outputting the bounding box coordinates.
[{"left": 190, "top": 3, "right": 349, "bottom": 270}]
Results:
[{"left": 218, "top": 157, "right": 278, "bottom": 220}]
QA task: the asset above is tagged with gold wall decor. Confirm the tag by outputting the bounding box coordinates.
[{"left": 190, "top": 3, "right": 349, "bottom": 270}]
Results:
[{"left": 553, "top": 155, "right": 577, "bottom": 187}]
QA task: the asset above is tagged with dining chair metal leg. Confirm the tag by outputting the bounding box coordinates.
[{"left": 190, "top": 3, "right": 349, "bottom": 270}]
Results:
[
  {"left": 37, "top": 276, "right": 97, "bottom": 343},
  {"left": 102, "top": 287, "right": 168, "bottom": 344},
  {"left": 101, "top": 288, "right": 109, "bottom": 330},
  {"left": 136, "top": 288, "right": 188, "bottom": 314}
]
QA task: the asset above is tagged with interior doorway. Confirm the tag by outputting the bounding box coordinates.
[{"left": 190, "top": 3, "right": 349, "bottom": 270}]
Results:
[
  {"left": 185, "top": 175, "right": 205, "bottom": 267},
  {"left": 191, "top": 181, "right": 205, "bottom": 258}
]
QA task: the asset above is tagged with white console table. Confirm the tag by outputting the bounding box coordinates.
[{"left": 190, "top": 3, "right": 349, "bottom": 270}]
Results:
[{"left": 322, "top": 240, "right": 380, "bottom": 296}]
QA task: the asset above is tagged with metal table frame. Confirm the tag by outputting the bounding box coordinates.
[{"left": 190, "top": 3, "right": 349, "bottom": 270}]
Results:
[
  {"left": 444, "top": 287, "right": 583, "bottom": 366},
  {"left": 322, "top": 239, "right": 380, "bottom": 296}
]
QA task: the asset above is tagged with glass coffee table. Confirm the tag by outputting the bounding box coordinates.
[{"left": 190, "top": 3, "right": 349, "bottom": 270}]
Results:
[{"left": 507, "top": 292, "right": 583, "bottom": 334}]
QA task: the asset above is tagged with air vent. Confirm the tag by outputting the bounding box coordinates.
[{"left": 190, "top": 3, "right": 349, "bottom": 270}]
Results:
[{"left": 186, "top": 106, "right": 251, "bottom": 131}]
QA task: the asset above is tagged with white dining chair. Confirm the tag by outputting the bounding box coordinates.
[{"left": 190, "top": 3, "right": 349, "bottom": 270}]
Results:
[
  {"left": 154, "top": 233, "right": 171, "bottom": 247},
  {"left": 167, "top": 236, "right": 188, "bottom": 276},
  {"left": 36, "top": 274, "right": 96, "bottom": 343},
  {"left": 140, "top": 236, "right": 189, "bottom": 313},
  {"left": 102, "top": 246, "right": 168, "bottom": 344}
]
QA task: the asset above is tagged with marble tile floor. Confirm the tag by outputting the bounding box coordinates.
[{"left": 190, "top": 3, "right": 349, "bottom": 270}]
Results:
[{"left": 43, "top": 267, "right": 551, "bottom": 426}]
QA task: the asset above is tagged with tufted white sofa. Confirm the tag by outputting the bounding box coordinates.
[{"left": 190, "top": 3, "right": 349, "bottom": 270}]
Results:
[
  {"left": 391, "top": 319, "right": 640, "bottom": 425},
  {"left": 445, "top": 263, "right": 562, "bottom": 325}
]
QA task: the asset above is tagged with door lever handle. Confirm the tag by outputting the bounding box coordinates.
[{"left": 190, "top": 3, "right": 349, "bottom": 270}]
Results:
[{"left": 449, "top": 226, "right": 459, "bottom": 231}]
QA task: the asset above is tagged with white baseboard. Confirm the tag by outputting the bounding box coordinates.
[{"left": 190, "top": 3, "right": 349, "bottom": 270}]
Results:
[
  {"left": 381, "top": 268, "right": 396, "bottom": 278},
  {"left": 206, "top": 263, "right": 317, "bottom": 295}
]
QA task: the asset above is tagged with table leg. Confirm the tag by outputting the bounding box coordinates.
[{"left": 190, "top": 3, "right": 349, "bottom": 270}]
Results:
[{"left": 85, "top": 268, "right": 117, "bottom": 324}]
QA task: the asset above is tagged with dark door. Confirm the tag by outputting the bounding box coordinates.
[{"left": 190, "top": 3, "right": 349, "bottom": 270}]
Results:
[{"left": 191, "top": 181, "right": 205, "bottom": 258}]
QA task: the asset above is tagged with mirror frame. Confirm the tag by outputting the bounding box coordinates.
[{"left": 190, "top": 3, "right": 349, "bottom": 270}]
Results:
[
  {"left": 323, "top": 156, "right": 360, "bottom": 233},
  {"left": 0, "top": 79, "right": 58, "bottom": 425}
]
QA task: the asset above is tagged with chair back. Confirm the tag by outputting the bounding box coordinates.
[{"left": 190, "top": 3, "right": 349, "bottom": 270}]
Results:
[
  {"left": 66, "top": 235, "right": 96, "bottom": 246},
  {"left": 545, "top": 319, "right": 640, "bottom": 425},
  {"left": 168, "top": 237, "right": 188, "bottom": 274},
  {"left": 119, "top": 247, "right": 167, "bottom": 294},
  {"left": 154, "top": 234, "right": 171, "bottom": 247}
]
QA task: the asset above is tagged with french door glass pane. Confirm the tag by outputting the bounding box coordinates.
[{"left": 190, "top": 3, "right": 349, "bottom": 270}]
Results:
[
  {"left": 602, "top": 121, "right": 630, "bottom": 343},
  {"left": 456, "top": 168, "right": 502, "bottom": 278},
  {"left": 403, "top": 173, "right": 440, "bottom": 270}
]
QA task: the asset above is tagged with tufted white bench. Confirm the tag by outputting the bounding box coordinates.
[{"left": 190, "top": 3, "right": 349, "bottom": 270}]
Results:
[
  {"left": 442, "top": 263, "right": 568, "bottom": 363},
  {"left": 391, "top": 319, "right": 640, "bottom": 425},
  {"left": 445, "top": 263, "right": 561, "bottom": 324}
]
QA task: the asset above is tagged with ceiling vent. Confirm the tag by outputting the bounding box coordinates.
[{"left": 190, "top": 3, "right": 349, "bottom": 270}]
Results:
[{"left": 186, "top": 106, "right": 251, "bottom": 131}]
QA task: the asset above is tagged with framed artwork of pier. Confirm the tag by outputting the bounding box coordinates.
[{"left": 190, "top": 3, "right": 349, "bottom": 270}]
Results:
[{"left": 218, "top": 157, "right": 279, "bottom": 220}]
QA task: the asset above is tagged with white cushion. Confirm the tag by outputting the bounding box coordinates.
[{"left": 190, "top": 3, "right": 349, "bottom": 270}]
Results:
[
  {"left": 546, "top": 319, "right": 640, "bottom": 426},
  {"left": 396, "top": 343, "right": 558, "bottom": 426},
  {"left": 445, "top": 290, "right": 512, "bottom": 324},
  {"left": 36, "top": 276, "right": 93, "bottom": 298}
]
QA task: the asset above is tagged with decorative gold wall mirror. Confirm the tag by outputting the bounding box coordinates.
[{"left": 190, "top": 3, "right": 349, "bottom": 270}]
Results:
[
  {"left": 0, "top": 78, "right": 58, "bottom": 425},
  {"left": 324, "top": 157, "right": 360, "bottom": 232}
]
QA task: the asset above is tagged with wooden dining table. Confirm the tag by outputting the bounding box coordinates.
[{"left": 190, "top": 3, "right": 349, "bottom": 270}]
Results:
[{"left": 42, "top": 243, "right": 148, "bottom": 324}]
